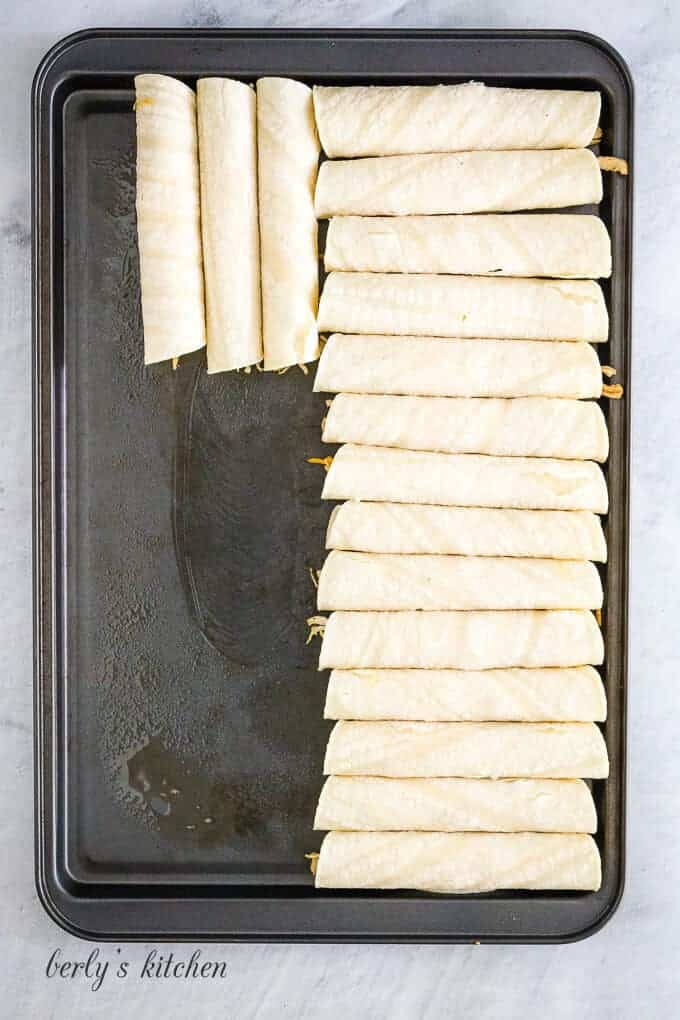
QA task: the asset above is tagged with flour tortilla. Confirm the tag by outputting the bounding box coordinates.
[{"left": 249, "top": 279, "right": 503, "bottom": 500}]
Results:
[
  {"left": 323, "top": 394, "right": 608, "bottom": 461},
  {"left": 314, "top": 831, "right": 602, "bottom": 892},
  {"left": 314, "top": 335, "right": 603, "bottom": 399},
  {"left": 317, "top": 273, "right": 608, "bottom": 342},
  {"left": 318, "top": 611, "right": 604, "bottom": 670},
  {"left": 314, "top": 149, "right": 602, "bottom": 217},
  {"left": 197, "top": 79, "right": 261, "bottom": 372},
  {"left": 322, "top": 446, "right": 608, "bottom": 513},
  {"left": 326, "top": 504, "right": 607, "bottom": 562},
  {"left": 313, "top": 83, "right": 601, "bottom": 157},
  {"left": 317, "top": 551, "right": 603, "bottom": 611},
  {"left": 324, "top": 214, "right": 611, "bottom": 279},
  {"left": 257, "top": 78, "right": 319, "bottom": 370},
  {"left": 323, "top": 721, "right": 609, "bottom": 779},
  {"left": 134, "top": 74, "right": 206, "bottom": 364},
  {"left": 324, "top": 667, "right": 606, "bottom": 722},
  {"left": 314, "top": 776, "right": 597, "bottom": 833}
]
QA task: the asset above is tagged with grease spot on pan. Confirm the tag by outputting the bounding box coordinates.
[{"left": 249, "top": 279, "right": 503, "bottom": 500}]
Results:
[{"left": 125, "top": 734, "right": 261, "bottom": 846}]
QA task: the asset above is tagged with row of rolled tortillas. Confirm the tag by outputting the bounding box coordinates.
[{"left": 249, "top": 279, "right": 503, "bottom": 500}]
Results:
[
  {"left": 314, "top": 356, "right": 608, "bottom": 883},
  {"left": 135, "top": 74, "right": 319, "bottom": 370},
  {"left": 315, "top": 191, "right": 610, "bottom": 872},
  {"left": 311, "top": 80, "right": 607, "bottom": 894},
  {"left": 311, "top": 86, "right": 607, "bottom": 885}
]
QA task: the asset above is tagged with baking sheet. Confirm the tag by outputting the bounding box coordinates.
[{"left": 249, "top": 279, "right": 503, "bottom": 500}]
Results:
[{"left": 33, "top": 28, "right": 631, "bottom": 942}]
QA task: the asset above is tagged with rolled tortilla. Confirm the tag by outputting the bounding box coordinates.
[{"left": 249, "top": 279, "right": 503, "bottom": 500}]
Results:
[
  {"left": 317, "top": 551, "right": 603, "bottom": 611},
  {"left": 134, "top": 74, "right": 206, "bottom": 365},
  {"left": 317, "top": 273, "right": 608, "bottom": 342},
  {"left": 324, "top": 394, "right": 609, "bottom": 462},
  {"left": 314, "top": 149, "right": 602, "bottom": 217},
  {"left": 323, "top": 721, "right": 609, "bottom": 779},
  {"left": 313, "top": 83, "right": 601, "bottom": 157},
  {"left": 318, "top": 610, "right": 604, "bottom": 670},
  {"left": 257, "top": 78, "right": 320, "bottom": 370},
  {"left": 322, "top": 607, "right": 603, "bottom": 673},
  {"left": 324, "top": 667, "right": 606, "bottom": 722},
  {"left": 326, "top": 504, "right": 607, "bottom": 562},
  {"left": 314, "top": 335, "right": 603, "bottom": 399},
  {"left": 322, "top": 446, "right": 608, "bottom": 513},
  {"left": 197, "top": 78, "right": 261, "bottom": 372},
  {"left": 325, "top": 214, "right": 611, "bottom": 279},
  {"left": 314, "top": 776, "right": 597, "bottom": 833},
  {"left": 314, "top": 831, "right": 602, "bottom": 892}
]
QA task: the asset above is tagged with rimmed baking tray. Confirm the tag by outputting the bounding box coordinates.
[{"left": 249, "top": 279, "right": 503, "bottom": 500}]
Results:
[{"left": 33, "top": 28, "right": 632, "bottom": 942}]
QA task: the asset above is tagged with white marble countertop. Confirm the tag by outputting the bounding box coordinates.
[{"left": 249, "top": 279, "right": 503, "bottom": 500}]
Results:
[{"left": 2, "top": 2, "right": 679, "bottom": 1017}]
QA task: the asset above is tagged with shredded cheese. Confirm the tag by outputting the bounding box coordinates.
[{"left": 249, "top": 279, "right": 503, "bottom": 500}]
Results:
[
  {"left": 598, "top": 156, "right": 629, "bottom": 176},
  {"left": 305, "top": 852, "right": 320, "bottom": 875},
  {"left": 306, "top": 615, "right": 327, "bottom": 644},
  {"left": 307, "top": 456, "right": 334, "bottom": 472}
]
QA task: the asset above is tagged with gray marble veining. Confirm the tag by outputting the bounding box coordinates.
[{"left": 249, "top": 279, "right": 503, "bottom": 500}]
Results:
[{"left": 1, "top": 1, "right": 679, "bottom": 1017}]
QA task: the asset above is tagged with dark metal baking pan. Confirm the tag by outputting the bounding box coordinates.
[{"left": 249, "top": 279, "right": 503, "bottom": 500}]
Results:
[{"left": 33, "top": 28, "right": 632, "bottom": 942}]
